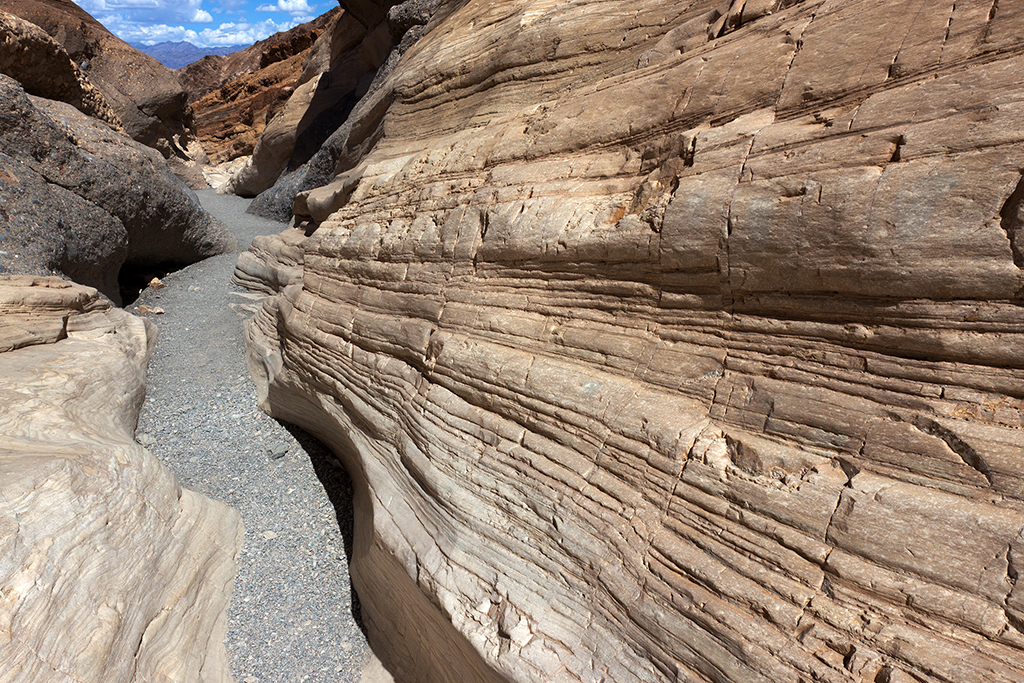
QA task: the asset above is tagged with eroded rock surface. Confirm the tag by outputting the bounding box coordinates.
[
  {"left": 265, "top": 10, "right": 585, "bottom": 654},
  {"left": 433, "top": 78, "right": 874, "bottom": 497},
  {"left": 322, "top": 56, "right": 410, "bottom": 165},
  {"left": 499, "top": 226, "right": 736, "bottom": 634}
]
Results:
[
  {"left": 182, "top": 9, "right": 341, "bottom": 166},
  {"left": 0, "top": 9, "right": 121, "bottom": 128},
  {"left": 0, "top": 74, "right": 235, "bottom": 302},
  {"left": 0, "top": 276, "right": 243, "bottom": 683},
  {"left": 0, "top": 0, "right": 201, "bottom": 160},
  {"left": 241, "top": 1, "right": 1024, "bottom": 682},
  {"left": 225, "top": 5, "right": 396, "bottom": 198}
]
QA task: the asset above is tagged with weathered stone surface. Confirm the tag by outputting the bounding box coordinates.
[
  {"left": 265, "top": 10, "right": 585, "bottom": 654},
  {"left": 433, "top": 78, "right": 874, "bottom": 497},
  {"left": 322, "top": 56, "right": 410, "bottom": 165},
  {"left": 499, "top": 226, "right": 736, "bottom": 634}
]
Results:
[
  {"left": 0, "top": 0, "right": 201, "bottom": 160},
  {"left": 226, "top": 6, "right": 392, "bottom": 198},
  {"left": 0, "top": 275, "right": 243, "bottom": 683},
  {"left": 245, "top": 0, "right": 444, "bottom": 218},
  {"left": 241, "top": 1, "right": 1024, "bottom": 682},
  {"left": 182, "top": 10, "right": 343, "bottom": 167},
  {"left": 0, "top": 74, "right": 235, "bottom": 303},
  {"left": 0, "top": 9, "right": 121, "bottom": 128}
]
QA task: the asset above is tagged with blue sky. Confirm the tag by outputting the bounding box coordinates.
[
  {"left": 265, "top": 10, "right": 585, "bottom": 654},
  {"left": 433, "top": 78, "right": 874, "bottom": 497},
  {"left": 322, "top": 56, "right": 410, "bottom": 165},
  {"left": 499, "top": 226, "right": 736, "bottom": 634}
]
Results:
[{"left": 71, "top": 0, "right": 329, "bottom": 46}]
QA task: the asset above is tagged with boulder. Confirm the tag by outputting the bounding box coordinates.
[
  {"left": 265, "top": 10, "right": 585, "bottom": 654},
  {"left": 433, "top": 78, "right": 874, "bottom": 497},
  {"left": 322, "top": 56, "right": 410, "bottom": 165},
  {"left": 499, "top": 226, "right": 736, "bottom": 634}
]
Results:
[
  {"left": 0, "top": 0, "right": 201, "bottom": 160},
  {"left": 238, "top": 1, "right": 1024, "bottom": 682},
  {"left": 0, "top": 74, "right": 235, "bottom": 303},
  {"left": 0, "top": 275, "right": 243, "bottom": 683}
]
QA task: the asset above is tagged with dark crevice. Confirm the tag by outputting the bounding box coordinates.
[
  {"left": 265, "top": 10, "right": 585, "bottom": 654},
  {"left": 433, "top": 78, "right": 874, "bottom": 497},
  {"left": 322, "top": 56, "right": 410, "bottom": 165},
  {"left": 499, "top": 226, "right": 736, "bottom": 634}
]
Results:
[
  {"left": 999, "top": 172, "right": 1024, "bottom": 268},
  {"left": 912, "top": 416, "right": 993, "bottom": 485},
  {"left": 118, "top": 262, "right": 178, "bottom": 306},
  {"left": 889, "top": 135, "right": 905, "bottom": 162},
  {"left": 282, "top": 421, "right": 365, "bottom": 635}
]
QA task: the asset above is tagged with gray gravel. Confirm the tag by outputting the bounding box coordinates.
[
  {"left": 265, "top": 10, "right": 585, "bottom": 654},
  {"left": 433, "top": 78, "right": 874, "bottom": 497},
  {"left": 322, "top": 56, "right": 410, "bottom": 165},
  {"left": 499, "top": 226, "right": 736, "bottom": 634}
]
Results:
[{"left": 134, "top": 190, "right": 372, "bottom": 683}]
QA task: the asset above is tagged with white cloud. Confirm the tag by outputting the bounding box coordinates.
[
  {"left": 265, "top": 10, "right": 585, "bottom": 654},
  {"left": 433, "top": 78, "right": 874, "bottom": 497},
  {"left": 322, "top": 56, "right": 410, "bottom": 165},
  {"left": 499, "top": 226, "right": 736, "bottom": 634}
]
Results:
[
  {"left": 256, "top": 0, "right": 312, "bottom": 17},
  {"left": 72, "top": 0, "right": 222, "bottom": 35}
]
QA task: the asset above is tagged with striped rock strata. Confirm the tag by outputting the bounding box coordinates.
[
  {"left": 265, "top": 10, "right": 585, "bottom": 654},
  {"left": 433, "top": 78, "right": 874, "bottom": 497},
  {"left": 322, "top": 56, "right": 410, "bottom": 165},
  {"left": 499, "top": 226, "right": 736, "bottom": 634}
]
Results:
[
  {"left": 240, "top": 1, "right": 1024, "bottom": 681},
  {"left": 0, "top": 276, "right": 243, "bottom": 683}
]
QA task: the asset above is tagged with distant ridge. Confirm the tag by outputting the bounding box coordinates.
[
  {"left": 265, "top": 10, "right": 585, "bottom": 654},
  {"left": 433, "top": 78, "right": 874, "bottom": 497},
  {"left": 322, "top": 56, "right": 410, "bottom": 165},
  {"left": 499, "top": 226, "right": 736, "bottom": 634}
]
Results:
[{"left": 130, "top": 41, "right": 247, "bottom": 69}]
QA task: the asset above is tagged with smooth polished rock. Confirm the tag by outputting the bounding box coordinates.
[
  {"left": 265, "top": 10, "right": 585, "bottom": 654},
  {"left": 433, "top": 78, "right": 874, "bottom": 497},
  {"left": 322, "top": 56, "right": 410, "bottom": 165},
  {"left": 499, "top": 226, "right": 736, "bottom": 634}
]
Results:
[
  {"left": 0, "top": 276, "right": 243, "bottom": 683},
  {"left": 240, "top": 1, "right": 1024, "bottom": 682}
]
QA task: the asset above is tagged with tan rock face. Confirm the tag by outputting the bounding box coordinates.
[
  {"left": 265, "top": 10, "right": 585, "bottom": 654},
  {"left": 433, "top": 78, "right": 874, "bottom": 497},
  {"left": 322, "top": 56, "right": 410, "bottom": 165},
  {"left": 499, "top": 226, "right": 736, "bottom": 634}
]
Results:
[
  {"left": 242, "top": 1, "right": 1024, "bottom": 681},
  {"left": 0, "top": 276, "right": 243, "bottom": 683},
  {"left": 0, "top": 0, "right": 200, "bottom": 160},
  {"left": 182, "top": 9, "right": 342, "bottom": 166}
]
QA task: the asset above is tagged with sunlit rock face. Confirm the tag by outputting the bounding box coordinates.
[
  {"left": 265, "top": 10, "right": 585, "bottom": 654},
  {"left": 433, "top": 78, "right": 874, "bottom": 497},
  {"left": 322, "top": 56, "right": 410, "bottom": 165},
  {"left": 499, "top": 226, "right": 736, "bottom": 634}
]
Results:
[
  {"left": 0, "top": 0, "right": 206, "bottom": 162},
  {"left": 241, "top": 1, "right": 1024, "bottom": 681},
  {"left": 0, "top": 276, "right": 243, "bottom": 683}
]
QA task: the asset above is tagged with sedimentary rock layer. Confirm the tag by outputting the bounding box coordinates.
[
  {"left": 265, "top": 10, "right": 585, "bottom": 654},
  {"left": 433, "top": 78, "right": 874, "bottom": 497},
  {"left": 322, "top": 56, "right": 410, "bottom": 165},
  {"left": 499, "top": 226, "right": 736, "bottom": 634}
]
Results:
[
  {"left": 0, "top": 276, "right": 243, "bottom": 683},
  {"left": 183, "top": 9, "right": 342, "bottom": 165},
  {"left": 243, "top": 1, "right": 1024, "bottom": 681}
]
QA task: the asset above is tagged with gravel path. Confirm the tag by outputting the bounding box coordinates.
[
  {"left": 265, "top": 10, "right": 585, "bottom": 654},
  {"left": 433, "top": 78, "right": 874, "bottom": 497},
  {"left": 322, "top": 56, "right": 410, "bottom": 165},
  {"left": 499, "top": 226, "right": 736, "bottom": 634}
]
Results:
[{"left": 134, "top": 190, "right": 372, "bottom": 683}]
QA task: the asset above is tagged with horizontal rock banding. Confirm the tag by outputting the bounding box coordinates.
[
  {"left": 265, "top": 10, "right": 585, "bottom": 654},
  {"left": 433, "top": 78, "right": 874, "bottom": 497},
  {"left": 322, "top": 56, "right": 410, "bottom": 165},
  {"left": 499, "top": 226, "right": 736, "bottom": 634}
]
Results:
[{"left": 243, "top": 1, "right": 1024, "bottom": 681}]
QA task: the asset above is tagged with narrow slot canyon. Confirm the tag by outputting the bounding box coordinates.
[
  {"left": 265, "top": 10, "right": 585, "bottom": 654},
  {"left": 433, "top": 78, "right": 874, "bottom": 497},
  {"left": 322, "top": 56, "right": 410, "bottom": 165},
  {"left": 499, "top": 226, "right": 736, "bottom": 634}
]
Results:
[{"left": 131, "top": 191, "right": 376, "bottom": 683}]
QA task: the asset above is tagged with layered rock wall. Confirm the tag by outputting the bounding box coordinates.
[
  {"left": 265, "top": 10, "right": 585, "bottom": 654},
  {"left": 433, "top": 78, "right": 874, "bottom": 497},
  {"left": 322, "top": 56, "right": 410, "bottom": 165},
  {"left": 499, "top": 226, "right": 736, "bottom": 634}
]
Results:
[
  {"left": 181, "top": 9, "right": 342, "bottom": 165},
  {"left": 0, "top": 276, "right": 243, "bottom": 683},
  {"left": 242, "top": 1, "right": 1024, "bottom": 681}
]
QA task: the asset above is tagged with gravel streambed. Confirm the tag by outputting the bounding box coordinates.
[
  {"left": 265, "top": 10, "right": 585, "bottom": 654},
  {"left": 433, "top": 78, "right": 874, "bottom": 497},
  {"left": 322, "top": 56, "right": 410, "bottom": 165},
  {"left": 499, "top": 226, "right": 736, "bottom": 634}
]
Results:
[{"left": 134, "top": 190, "right": 373, "bottom": 683}]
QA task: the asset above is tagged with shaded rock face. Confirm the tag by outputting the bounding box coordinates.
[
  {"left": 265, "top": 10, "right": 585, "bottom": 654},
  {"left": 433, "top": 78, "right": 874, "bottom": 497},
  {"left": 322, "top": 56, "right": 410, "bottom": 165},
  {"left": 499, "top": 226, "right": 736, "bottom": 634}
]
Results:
[
  {"left": 0, "top": 0, "right": 200, "bottom": 160},
  {"left": 237, "top": 0, "right": 1024, "bottom": 682},
  {"left": 181, "top": 9, "right": 342, "bottom": 166},
  {"left": 0, "top": 74, "right": 235, "bottom": 303},
  {"left": 226, "top": 2, "right": 406, "bottom": 199},
  {"left": 0, "top": 276, "right": 243, "bottom": 683}
]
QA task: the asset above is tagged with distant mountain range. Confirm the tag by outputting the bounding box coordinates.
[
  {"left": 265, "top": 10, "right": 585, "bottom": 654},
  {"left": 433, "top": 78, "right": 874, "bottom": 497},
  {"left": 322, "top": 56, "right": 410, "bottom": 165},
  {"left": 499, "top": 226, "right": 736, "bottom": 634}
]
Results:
[{"left": 130, "top": 41, "right": 248, "bottom": 69}]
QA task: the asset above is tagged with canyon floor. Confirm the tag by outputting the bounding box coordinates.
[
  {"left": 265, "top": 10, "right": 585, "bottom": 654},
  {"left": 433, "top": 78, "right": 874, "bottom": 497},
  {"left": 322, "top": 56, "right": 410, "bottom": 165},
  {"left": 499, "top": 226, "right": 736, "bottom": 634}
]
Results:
[{"left": 132, "top": 191, "right": 373, "bottom": 683}]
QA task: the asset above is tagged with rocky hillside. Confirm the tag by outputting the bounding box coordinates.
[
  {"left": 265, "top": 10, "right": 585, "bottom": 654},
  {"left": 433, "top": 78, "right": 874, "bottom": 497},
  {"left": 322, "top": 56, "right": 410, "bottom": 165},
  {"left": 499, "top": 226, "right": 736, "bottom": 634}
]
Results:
[
  {"left": 0, "top": 0, "right": 204, "bottom": 163},
  {"left": 235, "top": 1, "right": 1024, "bottom": 682},
  {"left": 179, "top": 9, "right": 342, "bottom": 165}
]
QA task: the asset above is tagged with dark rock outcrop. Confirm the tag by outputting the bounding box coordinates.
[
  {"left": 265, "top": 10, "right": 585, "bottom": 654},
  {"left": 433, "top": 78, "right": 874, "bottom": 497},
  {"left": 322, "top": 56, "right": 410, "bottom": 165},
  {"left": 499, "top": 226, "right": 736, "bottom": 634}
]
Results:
[
  {"left": 237, "top": 1, "right": 1024, "bottom": 682},
  {"left": 0, "top": 74, "right": 235, "bottom": 303}
]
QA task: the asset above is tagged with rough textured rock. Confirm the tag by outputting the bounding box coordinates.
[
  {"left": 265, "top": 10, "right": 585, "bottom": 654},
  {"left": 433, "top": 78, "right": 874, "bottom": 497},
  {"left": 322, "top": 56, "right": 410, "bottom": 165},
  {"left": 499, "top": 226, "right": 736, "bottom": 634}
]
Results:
[
  {"left": 0, "top": 275, "right": 243, "bottom": 683},
  {"left": 239, "top": 1, "right": 1024, "bottom": 682},
  {"left": 244, "top": 0, "right": 443, "bottom": 218},
  {"left": 0, "top": 74, "right": 235, "bottom": 303},
  {"left": 183, "top": 10, "right": 342, "bottom": 166},
  {"left": 0, "top": 9, "right": 121, "bottom": 128},
  {"left": 225, "top": 6, "right": 393, "bottom": 197},
  {"left": 0, "top": 0, "right": 201, "bottom": 160}
]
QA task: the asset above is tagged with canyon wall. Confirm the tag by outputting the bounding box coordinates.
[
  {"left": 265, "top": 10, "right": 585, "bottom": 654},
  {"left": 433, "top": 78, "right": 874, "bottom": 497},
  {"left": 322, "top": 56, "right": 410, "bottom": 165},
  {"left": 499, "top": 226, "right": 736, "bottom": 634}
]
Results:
[
  {"left": 0, "top": 0, "right": 205, "bottom": 166},
  {"left": 239, "top": 1, "right": 1024, "bottom": 681},
  {"left": 0, "top": 277, "right": 243, "bottom": 683}
]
